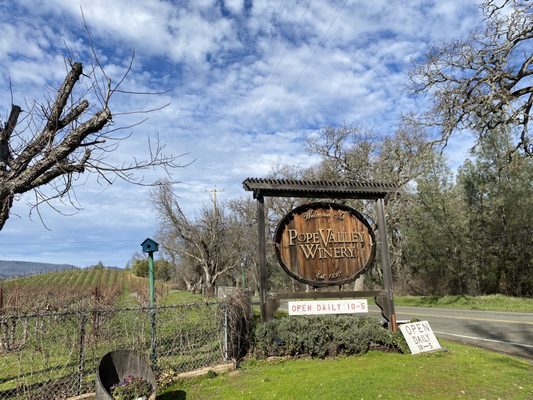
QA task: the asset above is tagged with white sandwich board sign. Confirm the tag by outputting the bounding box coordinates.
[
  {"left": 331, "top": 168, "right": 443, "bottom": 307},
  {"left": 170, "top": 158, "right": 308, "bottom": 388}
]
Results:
[
  {"left": 399, "top": 320, "right": 442, "bottom": 354},
  {"left": 288, "top": 299, "right": 368, "bottom": 316}
]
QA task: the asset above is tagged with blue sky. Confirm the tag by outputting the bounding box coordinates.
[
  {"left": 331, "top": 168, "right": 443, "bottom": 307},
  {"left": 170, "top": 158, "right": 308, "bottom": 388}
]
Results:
[{"left": 0, "top": 0, "right": 480, "bottom": 268}]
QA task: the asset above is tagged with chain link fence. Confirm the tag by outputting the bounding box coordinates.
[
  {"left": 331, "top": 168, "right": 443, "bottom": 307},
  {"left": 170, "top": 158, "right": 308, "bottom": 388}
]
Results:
[{"left": 0, "top": 302, "right": 226, "bottom": 399}]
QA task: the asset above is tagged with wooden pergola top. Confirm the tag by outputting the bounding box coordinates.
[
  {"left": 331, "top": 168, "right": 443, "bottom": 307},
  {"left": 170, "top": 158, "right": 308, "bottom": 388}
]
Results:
[{"left": 242, "top": 177, "right": 398, "bottom": 200}]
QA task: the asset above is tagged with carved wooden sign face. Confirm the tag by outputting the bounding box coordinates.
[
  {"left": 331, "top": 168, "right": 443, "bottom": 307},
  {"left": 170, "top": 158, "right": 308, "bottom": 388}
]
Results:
[{"left": 274, "top": 202, "right": 376, "bottom": 287}]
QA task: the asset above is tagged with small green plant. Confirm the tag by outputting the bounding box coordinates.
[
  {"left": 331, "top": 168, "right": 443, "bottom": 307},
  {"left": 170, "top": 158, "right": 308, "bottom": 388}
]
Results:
[{"left": 111, "top": 375, "right": 153, "bottom": 400}]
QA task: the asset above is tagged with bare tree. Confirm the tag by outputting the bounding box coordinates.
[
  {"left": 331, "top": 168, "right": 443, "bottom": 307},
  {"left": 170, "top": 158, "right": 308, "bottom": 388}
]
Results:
[
  {"left": 226, "top": 197, "right": 259, "bottom": 292},
  {"left": 152, "top": 182, "right": 241, "bottom": 295},
  {"left": 409, "top": 0, "right": 532, "bottom": 157},
  {"left": 157, "top": 222, "right": 205, "bottom": 293},
  {"left": 306, "top": 124, "right": 433, "bottom": 186},
  {"left": 0, "top": 59, "right": 181, "bottom": 230}
]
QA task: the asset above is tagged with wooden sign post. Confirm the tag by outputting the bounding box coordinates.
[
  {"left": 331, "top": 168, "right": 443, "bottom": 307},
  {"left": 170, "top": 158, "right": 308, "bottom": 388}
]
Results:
[{"left": 243, "top": 178, "right": 398, "bottom": 331}]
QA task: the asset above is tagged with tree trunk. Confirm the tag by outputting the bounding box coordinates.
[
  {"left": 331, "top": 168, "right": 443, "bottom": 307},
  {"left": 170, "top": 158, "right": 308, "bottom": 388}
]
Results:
[
  {"left": 0, "top": 188, "right": 14, "bottom": 231},
  {"left": 204, "top": 283, "right": 216, "bottom": 297},
  {"left": 353, "top": 274, "right": 365, "bottom": 291}
]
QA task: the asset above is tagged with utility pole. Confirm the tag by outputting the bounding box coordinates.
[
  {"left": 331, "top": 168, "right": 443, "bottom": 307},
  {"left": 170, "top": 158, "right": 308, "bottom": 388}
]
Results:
[{"left": 207, "top": 188, "right": 224, "bottom": 214}]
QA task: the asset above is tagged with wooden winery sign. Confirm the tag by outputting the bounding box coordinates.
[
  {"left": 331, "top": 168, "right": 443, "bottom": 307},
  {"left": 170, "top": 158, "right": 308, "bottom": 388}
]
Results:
[{"left": 274, "top": 202, "right": 376, "bottom": 287}]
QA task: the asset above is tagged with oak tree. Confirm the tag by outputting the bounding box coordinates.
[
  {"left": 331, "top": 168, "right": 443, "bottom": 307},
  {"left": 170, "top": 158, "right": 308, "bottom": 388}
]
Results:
[{"left": 410, "top": 0, "right": 533, "bottom": 157}]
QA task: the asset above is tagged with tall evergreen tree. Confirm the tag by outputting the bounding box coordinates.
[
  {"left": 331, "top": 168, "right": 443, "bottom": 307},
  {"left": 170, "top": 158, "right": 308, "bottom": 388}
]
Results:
[
  {"left": 404, "top": 154, "right": 469, "bottom": 295},
  {"left": 458, "top": 129, "right": 533, "bottom": 296}
]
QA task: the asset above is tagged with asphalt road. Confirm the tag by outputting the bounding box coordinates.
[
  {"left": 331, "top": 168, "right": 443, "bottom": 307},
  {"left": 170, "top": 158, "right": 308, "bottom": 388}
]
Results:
[{"left": 368, "top": 305, "right": 533, "bottom": 359}]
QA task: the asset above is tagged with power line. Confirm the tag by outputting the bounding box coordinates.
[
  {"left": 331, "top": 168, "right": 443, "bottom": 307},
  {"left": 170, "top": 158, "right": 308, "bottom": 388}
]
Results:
[
  {"left": 0, "top": 239, "right": 142, "bottom": 246},
  {"left": 272, "top": 0, "right": 348, "bottom": 116},
  {"left": 247, "top": 0, "right": 313, "bottom": 123},
  {"left": 233, "top": 0, "right": 287, "bottom": 122}
]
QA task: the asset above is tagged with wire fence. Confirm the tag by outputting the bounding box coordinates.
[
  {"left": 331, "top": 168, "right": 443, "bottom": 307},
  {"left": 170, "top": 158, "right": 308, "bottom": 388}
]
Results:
[{"left": 0, "top": 302, "right": 226, "bottom": 399}]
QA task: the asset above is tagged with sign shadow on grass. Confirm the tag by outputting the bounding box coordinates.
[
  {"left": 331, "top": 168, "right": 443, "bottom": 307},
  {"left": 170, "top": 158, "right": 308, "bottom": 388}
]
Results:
[{"left": 157, "top": 390, "right": 187, "bottom": 399}]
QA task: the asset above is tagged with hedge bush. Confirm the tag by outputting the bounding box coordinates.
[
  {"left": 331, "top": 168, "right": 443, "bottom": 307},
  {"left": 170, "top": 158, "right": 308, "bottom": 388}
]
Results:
[{"left": 254, "top": 316, "right": 408, "bottom": 358}]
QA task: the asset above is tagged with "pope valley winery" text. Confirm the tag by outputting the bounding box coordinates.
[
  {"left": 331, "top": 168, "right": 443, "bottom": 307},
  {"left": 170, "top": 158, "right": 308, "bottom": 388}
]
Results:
[{"left": 287, "top": 228, "right": 371, "bottom": 260}]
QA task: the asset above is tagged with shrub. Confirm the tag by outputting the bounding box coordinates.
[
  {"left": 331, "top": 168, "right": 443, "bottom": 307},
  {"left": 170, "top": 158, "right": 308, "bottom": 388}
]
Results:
[
  {"left": 254, "top": 316, "right": 408, "bottom": 358},
  {"left": 224, "top": 290, "right": 254, "bottom": 360}
]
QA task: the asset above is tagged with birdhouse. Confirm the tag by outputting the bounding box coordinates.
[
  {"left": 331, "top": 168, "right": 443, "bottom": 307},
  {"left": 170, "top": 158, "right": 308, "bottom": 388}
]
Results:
[{"left": 141, "top": 238, "right": 159, "bottom": 253}]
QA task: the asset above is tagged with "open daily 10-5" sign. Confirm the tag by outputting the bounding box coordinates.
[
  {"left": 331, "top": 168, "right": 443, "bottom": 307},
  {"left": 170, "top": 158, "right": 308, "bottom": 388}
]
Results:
[
  {"left": 288, "top": 299, "right": 368, "bottom": 316},
  {"left": 399, "top": 320, "right": 442, "bottom": 354}
]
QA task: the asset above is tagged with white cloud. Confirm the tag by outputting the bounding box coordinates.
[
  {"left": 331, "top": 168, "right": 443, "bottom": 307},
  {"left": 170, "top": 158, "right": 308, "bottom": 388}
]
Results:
[
  {"left": 0, "top": 0, "right": 482, "bottom": 267},
  {"left": 224, "top": 0, "right": 245, "bottom": 15}
]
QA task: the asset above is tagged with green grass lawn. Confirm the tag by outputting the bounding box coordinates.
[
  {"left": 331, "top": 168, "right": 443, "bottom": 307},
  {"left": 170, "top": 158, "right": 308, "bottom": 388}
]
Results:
[
  {"left": 159, "top": 340, "right": 533, "bottom": 400},
  {"left": 394, "top": 294, "right": 533, "bottom": 312},
  {"left": 159, "top": 289, "right": 206, "bottom": 305}
]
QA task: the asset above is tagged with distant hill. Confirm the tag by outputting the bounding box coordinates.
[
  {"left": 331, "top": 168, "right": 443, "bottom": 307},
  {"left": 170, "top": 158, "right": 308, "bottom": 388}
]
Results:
[{"left": 0, "top": 260, "right": 78, "bottom": 279}]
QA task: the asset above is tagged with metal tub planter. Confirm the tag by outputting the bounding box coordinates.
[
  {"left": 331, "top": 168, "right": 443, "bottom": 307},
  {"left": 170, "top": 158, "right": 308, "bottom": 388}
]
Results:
[{"left": 96, "top": 350, "right": 156, "bottom": 400}]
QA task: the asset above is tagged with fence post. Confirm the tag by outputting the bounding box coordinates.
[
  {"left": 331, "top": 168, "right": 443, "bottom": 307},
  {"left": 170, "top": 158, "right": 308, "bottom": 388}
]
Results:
[
  {"left": 223, "top": 301, "right": 229, "bottom": 362},
  {"left": 0, "top": 288, "right": 5, "bottom": 353},
  {"left": 92, "top": 286, "right": 100, "bottom": 341},
  {"left": 77, "top": 313, "right": 87, "bottom": 396}
]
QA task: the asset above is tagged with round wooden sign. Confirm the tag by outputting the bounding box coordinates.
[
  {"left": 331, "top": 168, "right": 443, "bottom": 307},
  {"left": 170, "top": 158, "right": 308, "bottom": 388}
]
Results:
[{"left": 274, "top": 202, "right": 376, "bottom": 287}]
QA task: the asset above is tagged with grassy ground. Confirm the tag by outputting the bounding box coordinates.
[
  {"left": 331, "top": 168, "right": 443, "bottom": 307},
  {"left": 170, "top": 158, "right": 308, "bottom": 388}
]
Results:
[
  {"left": 158, "top": 340, "right": 533, "bottom": 400},
  {"left": 159, "top": 289, "right": 206, "bottom": 305},
  {"left": 394, "top": 294, "right": 533, "bottom": 312}
]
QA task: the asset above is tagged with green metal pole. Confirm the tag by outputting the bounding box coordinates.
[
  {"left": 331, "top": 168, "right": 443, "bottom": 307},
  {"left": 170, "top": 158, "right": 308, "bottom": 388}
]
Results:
[
  {"left": 148, "top": 251, "right": 155, "bottom": 307},
  {"left": 148, "top": 251, "right": 157, "bottom": 367}
]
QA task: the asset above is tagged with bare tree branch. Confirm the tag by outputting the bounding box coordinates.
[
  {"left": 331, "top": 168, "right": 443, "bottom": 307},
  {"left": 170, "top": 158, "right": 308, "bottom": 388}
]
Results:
[
  {"left": 409, "top": 0, "right": 533, "bottom": 157},
  {"left": 0, "top": 56, "right": 185, "bottom": 231}
]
